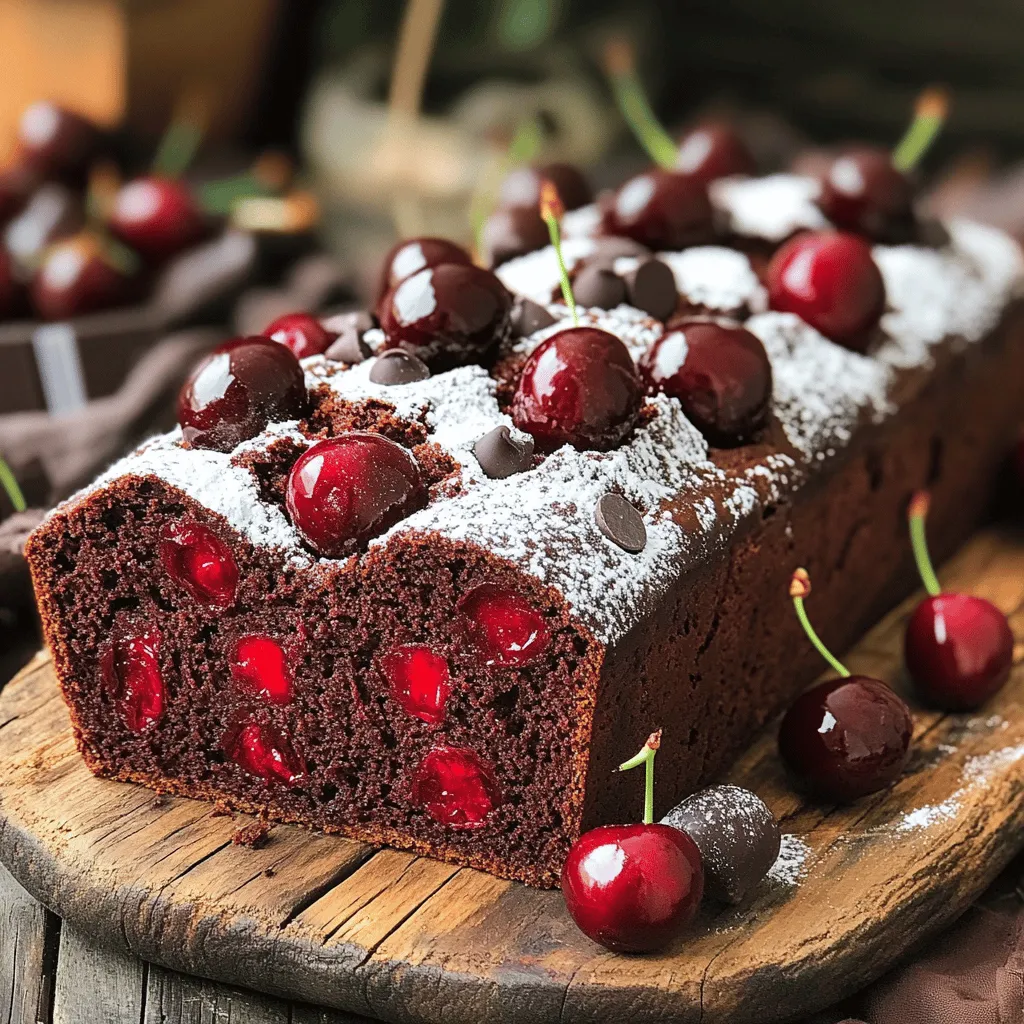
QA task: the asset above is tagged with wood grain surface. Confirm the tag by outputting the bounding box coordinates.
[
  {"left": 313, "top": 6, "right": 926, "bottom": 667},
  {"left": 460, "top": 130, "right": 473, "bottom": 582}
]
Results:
[{"left": 2, "top": 528, "right": 1024, "bottom": 1024}]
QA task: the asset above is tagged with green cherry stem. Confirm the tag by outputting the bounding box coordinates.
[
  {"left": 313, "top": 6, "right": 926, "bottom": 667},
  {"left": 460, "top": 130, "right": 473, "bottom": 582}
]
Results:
[
  {"left": 0, "top": 456, "right": 26, "bottom": 513},
  {"left": 892, "top": 87, "right": 949, "bottom": 173},
  {"left": 790, "top": 568, "right": 850, "bottom": 678},
  {"left": 152, "top": 91, "right": 208, "bottom": 179},
  {"left": 619, "top": 729, "right": 661, "bottom": 825},
  {"left": 539, "top": 181, "right": 579, "bottom": 325},
  {"left": 603, "top": 39, "right": 677, "bottom": 171},
  {"left": 908, "top": 491, "right": 942, "bottom": 597}
]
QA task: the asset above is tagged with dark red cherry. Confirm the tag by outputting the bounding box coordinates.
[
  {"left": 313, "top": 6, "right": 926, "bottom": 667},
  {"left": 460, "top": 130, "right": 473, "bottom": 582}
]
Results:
[
  {"left": 601, "top": 169, "right": 714, "bottom": 251},
  {"left": 31, "top": 235, "right": 132, "bottom": 320},
  {"left": 0, "top": 160, "right": 38, "bottom": 226},
  {"left": 480, "top": 206, "right": 550, "bottom": 268},
  {"left": 766, "top": 231, "right": 886, "bottom": 350},
  {"left": 379, "top": 262, "right": 512, "bottom": 366},
  {"left": 381, "top": 644, "right": 452, "bottom": 724},
  {"left": 17, "top": 101, "right": 100, "bottom": 179},
  {"left": 108, "top": 176, "right": 209, "bottom": 261},
  {"left": 160, "top": 521, "right": 238, "bottom": 606},
  {"left": 231, "top": 635, "right": 293, "bottom": 705},
  {"left": 457, "top": 582, "right": 550, "bottom": 667},
  {"left": 675, "top": 123, "right": 756, "bottom": 183},
  {"left": 778, "top": 676, "right": 913, "bottom": 801},
  {"left": 223, "top": 721, "right": 305, "bottom": 786},
  {"left": 511, "top": 327, "right": 643, "bottom": 452},
  {"left": 497, "top": 162, "right": 592, "bottom": 213},
  {"left": 376, "top": 237, "right": 472, "bottom": 305},
  {"left": 561, "top": 823, "right": 704, "bottom": 953},
  {"left": 905, "top": 594, "right": 1013, "bottom": 710},
  {"left": 641, "top": 320, "right": 772, "bottom": 446},
  {"left": 412, "top": 745, "right": 501, "bottom": 829},
  {"left": 178, "top": 337, "right": 308, "bottom": 452},
  {"left": 285, "top": 433, "right": 427, "bottom": 558},
  {"left": 817, "top": 147, "right": 916, "bottom": 241},
  {"left": 102, "top": 632, "right": 164, "bottom": 732},
  {"left": 263, "top": 311, "right": 336, "bottom": 359}
]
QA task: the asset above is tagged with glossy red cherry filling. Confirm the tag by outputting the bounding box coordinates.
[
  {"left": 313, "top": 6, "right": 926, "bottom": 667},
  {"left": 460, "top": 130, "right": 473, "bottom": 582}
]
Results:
[
  {"left": 109, "top": 176, "right": 208, "bottom": 261},
  {"left": 223, "top": 721, "right": 305, "bottom": 787},
  {"left": 231, "top": 635, "right": 293, "bottom": 705},
  {"left": 380, "top": 644, "right": 452, "bottom": 724},
  {"left": 285, "top": 433, "right": 427, "bottom": 558},
  {"left": 511, "top": 327, "right": 643, "bottom": 452},
  {"left": 766, "top": 231, "right": 886, "bottom": 350},
  {"left": 458, "top": 582, "right": 550, "bottom": 667},
  {"left": 412, "top": 746, "right": 501, "bottom": 829},
  {"left": 160, "top": 521, "right": 238, "bottom": 606},
  {"left": 263, "top": 311, "right": 336, "bottom": 360},
  {"left": 376, "top": 237, "right": 473, "bottom": 305},
  {"left": 600, "top": 169, "right": 714, "bottom": 251},
  {"left": 101, "top": 632, "right": 164, "bottom": 732}
]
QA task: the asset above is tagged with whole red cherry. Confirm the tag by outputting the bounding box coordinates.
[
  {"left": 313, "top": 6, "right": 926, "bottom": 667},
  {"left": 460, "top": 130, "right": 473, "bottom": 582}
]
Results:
[
  {"left": 601, "top": 169, "right": 714, "bottom": 251},
  {"left": 511, "top": 327, "right": 643, "bottom": 452},
  {"left": 480, "top": 205, "right": 549, "bottom": 268},
  {"left": 904, "top": 492, "right": 1014, "bottom": 710},
  {"left": 561, "top": 731, "right": 704, "bottom": 953},
  {"left": 378, "top": 262, "right": 512, "bottom": 367},
  {"left": 497, "top": 162, "right": 592, "bottom": 213},
  {"left": 16, "top": 101, "right": 100, "bottom": 180},
  {"left": 766, "top": 231, "right": 886, "bottom": 350},
  {"left": 31, "top": 234, "right": 132, "bottom": 320},
  {"left": 285, "top": 433, "right": 427, "bottom": 557},
  {"left": 109, "top": 176, "right": 208, "bottom": 261},
  {"left": 263, "top": 311, "right": 336, "bottom": 359},
  {"left": 817, "top": 147, "right": 916, "bottom": 241},
  {"left": 178, "top": 337, "right": 308, "bottom": 451},
  {"left": 675, "top": 123, "right": 756, "bottom": 183},
  {"left": 640, "top": 320, "right": 772, "bottom": 446},
  {"left": 376, "top": 237, "right": 472, "bottom": 305}
]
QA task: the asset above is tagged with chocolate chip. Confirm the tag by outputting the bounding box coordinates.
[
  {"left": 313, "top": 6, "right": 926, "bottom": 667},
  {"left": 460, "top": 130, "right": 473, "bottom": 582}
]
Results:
[
  {"left": 591, "top": 235, "right": 650, "bottom": 264},
  {"left": 368, "top": 349, "right": 430, "bottom": 385},
  {"left": 474, "top": 426, "right": 534, "bottom": 479},
  {"left": 594, "top": 493, "right": 646, "bottom": 553},
  {"left": 573, "top": 264, "right": 627, "bottom": 310},
  {"left": 624, "top": 258, "right": 679, "bottom": 321},
  {"left": 661, "top": 785, "right": 781, "bottom": 904},
  {"left": 510, "top": 297, "right": 558, "bottom": 338},
  {"left": 323, "top": 311, "right": 373, "bottom": 363}
]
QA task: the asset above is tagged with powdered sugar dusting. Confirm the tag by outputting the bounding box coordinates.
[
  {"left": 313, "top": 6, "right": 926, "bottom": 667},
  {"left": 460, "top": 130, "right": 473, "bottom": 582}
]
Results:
[
  {"left": 512, "top": 303, "right": 664, "bottom": 363},
  {"left": 657, "top": 247, "right": 766, "bottom": 313},
  {"left": 561, "top": 203, "right": 601, "bottom": 240},
  {"left": 711, "top": 174, "right": 827, "bottom": 241},
  {"left": 494, "top": 238, "right": 596, "bottom": 305},
  {"left": 766, "top": 834, "right": 811, "bottom": 887}
]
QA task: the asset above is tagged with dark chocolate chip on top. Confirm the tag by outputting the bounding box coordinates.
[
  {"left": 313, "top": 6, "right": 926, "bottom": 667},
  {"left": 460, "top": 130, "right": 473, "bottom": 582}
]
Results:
[
  {"left": 474, "top": 425, "right": 534, "bottom": 479},
  {"left": 595, "top": 493, "right": 647, "bottom": 553},
  {"left": 624, "top": 258, "right": 679, "bottom": 322},
  {"left": 324, "top": 310, "right": 373, "bottom": 364},
  {"left": 573, "top": 264, "right": 627, "bottom": 310},
  {"left": 368, "top": 349, "right": 430, "bottom": 385},
  {"left": 510, "top": 296, "right": 558, "bottom": 338}
]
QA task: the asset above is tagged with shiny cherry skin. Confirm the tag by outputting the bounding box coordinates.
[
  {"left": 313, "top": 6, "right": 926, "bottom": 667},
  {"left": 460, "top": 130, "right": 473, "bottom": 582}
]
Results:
[
  {"left": 102, "top": 632, "right": 164, "bottom": 732},
  {"left": 817, "top": 147, "right": 915, "bottom": 241},
  {"left": 561, "top": 823, "right": 704, "bottom": 953},
  {"left": 263, "top": 311, "right": 336, "bottom": 359},
  {"left": 511, "top": 327, "right": 643, "bottom": 451},
  {"left": 676, "top": 123, "right": 756, "bottom": 183},
  {"left": 109, "top": 176, "right": 208, "bottom": 262},
  {"left": 497, "top": 162, "right": 592, "bottom": 212},
  {"left": 601, "top": 169, "right": 714, "bottom": 251},
  {"left": 905, "top": 594, "right": 1013, "bottom": 710},
  {"left": 379, "top": 262, "right": 512, "bottom": 366},
  {"left": 160, "top": 520, "right": 238, "bottom": 606},
  {"left": 376, "top": 237, "right": 472, "bottom": 305},
  {"left": 380, "top": 644, "right": 452, "bottom": 724},
  {"left": 232, "top": 635, "right": 293, "bottom": 705},
  {"left": 285, "top": 433, "right": 427, "bottom": 558},
  {"left": 766, "top": 231, "right": 886, "bottom": 350},
  {"left": 778, "top": 676, "right": 913, "bottom": 801},
  {"left": 178, "top": 337, "right": 308, "bottom": 452},
  {"left": 16, "top": 101, "right": 100, "bottom": 179},
  {"left": 31, "top": 235, "right": 131, "bottom": 320},
  {"left": 480, "top": 205, "right": 550, "bottom": 268},
  {"left": 641, "top": 320, "right": 772, "bottom": 446},
  {"left": 458, "top": 582, "right": 550, "bottom": 667},
  {"left": 412, "top": 745, "right": 501, "bottom": 829},
  {"left": 224, "top": 721, "right": 305, "bottom": 786}
]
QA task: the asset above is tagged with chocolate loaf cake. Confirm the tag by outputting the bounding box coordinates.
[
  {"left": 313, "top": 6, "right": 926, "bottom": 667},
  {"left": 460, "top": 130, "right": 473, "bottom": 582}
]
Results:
[{"left": 27, "top": 175, "right": 1024, "bottom": 887}]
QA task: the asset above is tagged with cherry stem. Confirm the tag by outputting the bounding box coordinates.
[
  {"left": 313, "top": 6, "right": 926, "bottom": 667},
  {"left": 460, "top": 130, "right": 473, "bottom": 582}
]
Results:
[
  {"left": 539, "top": 181, "right": 578, "bottom": 325},
  {"left": 618, "top": 729, "right": 661, "bottom": 825},
  {"left": 152, "top": 90, "right": 208, "bottom": 179},
  {"left": 0, "top": 456, "right": 26, "bottom": 513},
  {"left": 790, "top": 569, "right": 850, "bottom": 678},
  {"left": 603, "top": 39, "right": 678, "bottom": 171},
  {"left": 908, "top": 491, "right": 942, "bottom": 597},
  {"left": 892, "top": 87, "right": 949, "bottom": 173}
]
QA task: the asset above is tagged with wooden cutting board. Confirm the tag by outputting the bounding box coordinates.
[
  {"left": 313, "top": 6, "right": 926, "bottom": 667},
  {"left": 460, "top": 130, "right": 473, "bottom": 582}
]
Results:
[{"left": 2, "top": 528, "right": 1024, "bottom": 1024}]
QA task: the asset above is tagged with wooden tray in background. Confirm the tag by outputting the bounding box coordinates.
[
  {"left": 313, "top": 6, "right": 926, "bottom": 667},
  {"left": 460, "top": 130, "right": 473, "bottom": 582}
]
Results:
[{"left": 1, "top": 528, "right": 1023, "bottom": 1024}]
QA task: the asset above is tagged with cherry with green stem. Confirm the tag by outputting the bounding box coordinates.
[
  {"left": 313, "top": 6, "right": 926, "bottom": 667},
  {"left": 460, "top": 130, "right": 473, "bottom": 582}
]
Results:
[
  {"left": 904, "top": 491, "right": 1013, "bottom": 709},
  {"left": 539, "top": 180, "right": 578, "bottom": 325}
]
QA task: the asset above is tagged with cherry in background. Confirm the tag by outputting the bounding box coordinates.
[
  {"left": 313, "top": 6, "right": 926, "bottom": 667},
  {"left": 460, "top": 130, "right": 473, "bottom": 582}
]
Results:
[
  {"left": 561, "top": 730, "right": 704, "bottom": 953},
  {"left": 31, "top": 234, "right": 133, "bottom": 321},
  {"left": 779, "top": 569, "right": 913, "bottom": 801},
  {"left": 16, "top": 101, "right": 101, "bottom": 180},
  {"left": 765, "top": 231, "right": 886, "bottom": 351},
  {"left": 263, "top": 311, "right": 337, "bottom": 360},
  {"left": 376, "top": 237, "right": 473, "bottom": 307},
  {"left": 109, "top": 176, "right": 209, "bottom": 262},
  {"left": 497, "top": 163, "right": 593, "bottom": 213},
  {"left": 479, "top": 205, "right": 550, "bottom": 268},
  {"left": 904, "top": 491, "right": 1014, "bottom": 710},
  {"left": 675, "top": 123, "right": 756, "bottom": 184},
  {"left": 601, "top": 169, "right": 714, "bottom": 251}
]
